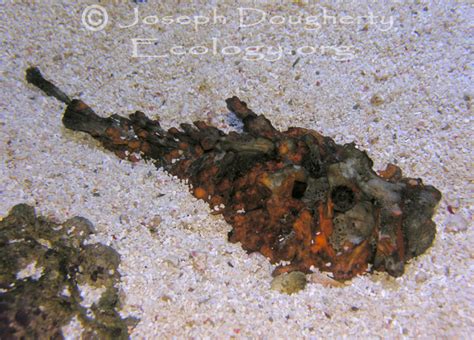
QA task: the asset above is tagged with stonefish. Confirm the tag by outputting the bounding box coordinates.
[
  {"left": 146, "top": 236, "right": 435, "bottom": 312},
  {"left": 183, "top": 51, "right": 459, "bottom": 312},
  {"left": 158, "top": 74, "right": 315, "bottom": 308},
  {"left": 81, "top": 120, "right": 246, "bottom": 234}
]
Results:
[{"left": 26, "top": 67, "right": 441, "bottom": 281}]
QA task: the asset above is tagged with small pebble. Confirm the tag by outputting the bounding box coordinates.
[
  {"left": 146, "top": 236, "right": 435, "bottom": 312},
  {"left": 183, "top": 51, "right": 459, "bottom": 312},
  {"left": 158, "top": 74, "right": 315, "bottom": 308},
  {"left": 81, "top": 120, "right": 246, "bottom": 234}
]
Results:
[
  {"left": 444, "top": 214, "right": 468, "bottom": 233},
  {"left": 270, "top": 271, "right": 307, "bottom": 295},
  {"left": 370, "top": 94, "right": 385, "bottom": 106}
]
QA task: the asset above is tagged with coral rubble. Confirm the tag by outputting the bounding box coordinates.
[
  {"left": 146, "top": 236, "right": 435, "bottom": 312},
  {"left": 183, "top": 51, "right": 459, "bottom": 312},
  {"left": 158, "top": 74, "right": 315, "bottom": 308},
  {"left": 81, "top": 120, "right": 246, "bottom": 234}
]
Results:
[{"left": 0, "top": 204, "right": 136, "bottom": 339}]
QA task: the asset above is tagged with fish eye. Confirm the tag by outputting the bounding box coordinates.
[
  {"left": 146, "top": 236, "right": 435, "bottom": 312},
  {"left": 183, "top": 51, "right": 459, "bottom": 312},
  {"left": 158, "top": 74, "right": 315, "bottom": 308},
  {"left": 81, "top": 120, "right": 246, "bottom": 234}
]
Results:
[{"left": 331, "top": 185, "right": 355, "bottom": 212}]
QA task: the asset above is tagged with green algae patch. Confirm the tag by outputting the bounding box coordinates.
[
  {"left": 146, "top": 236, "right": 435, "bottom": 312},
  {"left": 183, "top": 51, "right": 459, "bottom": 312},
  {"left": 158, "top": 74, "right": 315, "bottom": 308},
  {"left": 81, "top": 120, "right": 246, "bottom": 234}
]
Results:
[{"left": 0, "top": 204, "right": 137, "bottom": 339}]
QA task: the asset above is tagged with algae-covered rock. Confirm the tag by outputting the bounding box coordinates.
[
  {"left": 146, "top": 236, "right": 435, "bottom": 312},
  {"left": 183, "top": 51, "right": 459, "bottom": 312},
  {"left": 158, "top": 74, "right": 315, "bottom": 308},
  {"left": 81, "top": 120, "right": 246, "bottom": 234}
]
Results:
[{"left": 0, "top": 204, "right": 137, "bottom": 339}]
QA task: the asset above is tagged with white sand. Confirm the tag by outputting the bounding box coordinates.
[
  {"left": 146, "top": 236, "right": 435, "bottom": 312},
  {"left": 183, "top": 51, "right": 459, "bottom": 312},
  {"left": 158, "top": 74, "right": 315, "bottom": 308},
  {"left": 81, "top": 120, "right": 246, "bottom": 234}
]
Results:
[{"left": 1, "top": 1, "right": 472, "bottom": 338}]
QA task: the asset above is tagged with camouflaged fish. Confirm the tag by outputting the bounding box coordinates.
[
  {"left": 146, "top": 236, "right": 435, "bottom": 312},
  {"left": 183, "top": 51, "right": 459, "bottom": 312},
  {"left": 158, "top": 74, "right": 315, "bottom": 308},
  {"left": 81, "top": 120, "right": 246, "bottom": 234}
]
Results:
[{"left": 26, "top": 67, "right": 441, "bottom": 281}]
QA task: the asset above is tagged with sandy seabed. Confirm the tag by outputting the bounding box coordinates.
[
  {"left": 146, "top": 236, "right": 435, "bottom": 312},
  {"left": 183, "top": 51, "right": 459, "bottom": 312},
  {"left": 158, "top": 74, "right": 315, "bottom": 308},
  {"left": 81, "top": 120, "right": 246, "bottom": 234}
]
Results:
[{"left": 1, "top": 1, "right": 472, "bottom": 338}]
